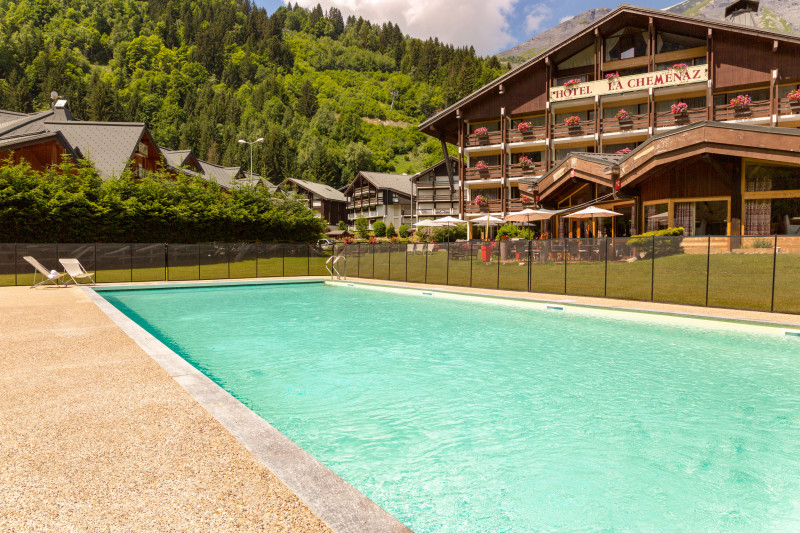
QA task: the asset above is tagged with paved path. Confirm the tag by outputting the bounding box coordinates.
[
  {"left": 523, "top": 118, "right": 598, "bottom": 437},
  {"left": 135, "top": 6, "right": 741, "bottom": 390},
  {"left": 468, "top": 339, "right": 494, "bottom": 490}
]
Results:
[{"left": 0, "top": 285, "right": 331, "bottom": 532}]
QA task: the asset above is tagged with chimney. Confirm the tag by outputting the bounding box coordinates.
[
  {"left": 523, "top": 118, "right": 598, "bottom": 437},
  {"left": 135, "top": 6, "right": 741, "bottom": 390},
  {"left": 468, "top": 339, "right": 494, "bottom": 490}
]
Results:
[
  {"left": 51, "top": 96, "right": 74, "bottom": 121},
  {"left": 725, "top": 0, "right": 759, "bottom": 27}
]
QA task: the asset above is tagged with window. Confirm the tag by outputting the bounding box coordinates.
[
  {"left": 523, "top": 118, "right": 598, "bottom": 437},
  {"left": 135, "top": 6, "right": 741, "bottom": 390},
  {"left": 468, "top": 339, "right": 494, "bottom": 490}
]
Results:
[
  {"left": 656, "top": 32, "right": 705, "bottom": 54},
  {"left": 656, "top": 56, "right": 706, "bottom": 70},
  {"left": 554, "top": 110, "right": 594, "bottom": 123},
  {"left": 470, "top": 155, "right": 499, "bottom": 167},
  {"left": 674, "top": 200, "right": 728, "bottom": 236},
  {"left": 603, "top": 104, "right": 647, "bottom": 119},
  {"left": 743, "top": 162, "right": 800, "bottom": 235},
  {"left": 556, "top": 74, "right": 588, "bottom": 86},
  {"left": 471, "top": 188, "right": 499, "bottom": 200},
  {"left": 510, "top": 151, "right": 542, "bottom": 163},
  {"left": 746, "top": 163, "right": 800, "bottom": 192},
  {"left": 779, "top": 85, "right": 800, "bottom": 98},
  {"left": 470, "top": 122, "right": 500, "bottom": 133},
  {"left": 511, "top": 115, "right": 545, "bottom": 127},
  {"left": 605, "top": 28, "right": 648, "bottom": 62},
  {"left": 713, "top": 89, "right": 770, "bottom": 106},
  {"left": 645, "top": 203, "right": 669, "bottom": 232},
  {"left": 617, "top": 67, "right": 648, "bottom": 77}
]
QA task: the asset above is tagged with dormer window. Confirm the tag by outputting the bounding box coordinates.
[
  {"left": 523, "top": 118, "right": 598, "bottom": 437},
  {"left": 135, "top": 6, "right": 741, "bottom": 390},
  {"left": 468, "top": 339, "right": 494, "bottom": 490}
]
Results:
[{"left": 605, "top": 28, "right": 648, "bottom": 62}]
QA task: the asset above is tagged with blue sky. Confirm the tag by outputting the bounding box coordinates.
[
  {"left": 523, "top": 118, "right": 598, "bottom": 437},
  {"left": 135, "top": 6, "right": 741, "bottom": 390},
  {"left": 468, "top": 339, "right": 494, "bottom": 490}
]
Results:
[{"left": 254, "top": 0, "right": 674, "bottom": 56}]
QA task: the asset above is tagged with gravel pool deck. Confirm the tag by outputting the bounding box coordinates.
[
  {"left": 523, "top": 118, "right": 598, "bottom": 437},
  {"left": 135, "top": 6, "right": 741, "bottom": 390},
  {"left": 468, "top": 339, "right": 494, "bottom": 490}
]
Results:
[{"left": 0, "top": 284, "right": 332, "bottom": 532}]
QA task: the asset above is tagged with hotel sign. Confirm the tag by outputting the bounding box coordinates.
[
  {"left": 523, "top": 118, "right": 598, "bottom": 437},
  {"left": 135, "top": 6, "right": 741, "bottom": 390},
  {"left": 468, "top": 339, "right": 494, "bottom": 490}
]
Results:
[{"left": 550, "top": 65, "right": 708, "bottom": 102}]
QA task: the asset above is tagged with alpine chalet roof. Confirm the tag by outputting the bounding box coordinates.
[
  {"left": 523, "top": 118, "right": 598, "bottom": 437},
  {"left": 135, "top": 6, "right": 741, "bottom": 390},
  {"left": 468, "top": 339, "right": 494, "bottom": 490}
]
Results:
[
  {"left": 409, "top": 156, "right": 459, "bottom": 183},
  {"left": 0, "top": 109, "right": 29, "bottom": 124},
  {"left": 159, "top": 147, "right": 194, "bottom": 169},
  {"left": 346, "top": 171, "right": 413, "bottom": 196},
  {"left": 281, "top": 178, "right": 347, "bottom": 202},
  {"left": 198, "top": 160, "right": 244, "bottom": 188},
  {"left": 419, "top": 3, "right": 800, "bottom": 141}
]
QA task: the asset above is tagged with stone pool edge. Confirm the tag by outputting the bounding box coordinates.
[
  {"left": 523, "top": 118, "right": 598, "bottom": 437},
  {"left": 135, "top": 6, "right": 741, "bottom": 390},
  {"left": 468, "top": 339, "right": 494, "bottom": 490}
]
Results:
[{"left": 82, "top": 283, "right": 411, "bottom": 533}]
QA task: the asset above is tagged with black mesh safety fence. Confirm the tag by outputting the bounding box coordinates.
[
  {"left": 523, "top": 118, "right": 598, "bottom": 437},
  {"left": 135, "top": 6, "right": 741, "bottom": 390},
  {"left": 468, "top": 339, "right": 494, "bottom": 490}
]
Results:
[{"left": 3, "top": 238, "right": 797, "bottom": 316}]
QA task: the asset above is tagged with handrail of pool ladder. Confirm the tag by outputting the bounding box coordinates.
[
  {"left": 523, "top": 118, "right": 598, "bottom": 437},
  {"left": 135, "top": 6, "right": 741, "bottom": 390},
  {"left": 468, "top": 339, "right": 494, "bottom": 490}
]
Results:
[{"left": 326, "top": 255, "right": 346, "bottom": 279}]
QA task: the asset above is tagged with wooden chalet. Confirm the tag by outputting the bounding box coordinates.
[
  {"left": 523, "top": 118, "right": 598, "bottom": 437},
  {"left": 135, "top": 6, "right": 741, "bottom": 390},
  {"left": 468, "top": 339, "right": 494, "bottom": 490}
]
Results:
[
  {"left": 410, "top": 157, "right": 461, "bottom": 221},
  {"left": 278, "top": 178, "right": 348, "bottom": 226},
  {"left": 419, "top": 3, "right": 800, "bottom": 238},
  {"left": 344, "top": 171, "right": 413, "bottom": 229}
]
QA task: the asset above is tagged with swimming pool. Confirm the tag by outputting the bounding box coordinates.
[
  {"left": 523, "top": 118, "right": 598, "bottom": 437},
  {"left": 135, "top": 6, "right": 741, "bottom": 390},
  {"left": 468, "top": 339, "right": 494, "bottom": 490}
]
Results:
[{"left": 98, "top": 281, "right": 800, "bottom": 532}]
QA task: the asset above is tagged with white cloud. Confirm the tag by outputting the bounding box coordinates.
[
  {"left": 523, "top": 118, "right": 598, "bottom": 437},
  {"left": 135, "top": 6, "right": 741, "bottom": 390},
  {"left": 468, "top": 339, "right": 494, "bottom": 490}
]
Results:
[
  {"left": 286, "top": 0, "right": 520, "bottom": 55},
  {"left": 525, "top": 4, "right": 552, "bottom": 34},
  {"left": 559, "top": 14, "right": 574, "bottom": 23}
]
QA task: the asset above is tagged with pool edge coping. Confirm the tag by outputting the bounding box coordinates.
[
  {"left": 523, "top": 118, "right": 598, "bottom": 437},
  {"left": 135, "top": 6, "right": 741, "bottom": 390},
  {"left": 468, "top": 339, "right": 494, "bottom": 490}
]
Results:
[{"left": 81, "top": 283, "right": 412, "bottom": 533}]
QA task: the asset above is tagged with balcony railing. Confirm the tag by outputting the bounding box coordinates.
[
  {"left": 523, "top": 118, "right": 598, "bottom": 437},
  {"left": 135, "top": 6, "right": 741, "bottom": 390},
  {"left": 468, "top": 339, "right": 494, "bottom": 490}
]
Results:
[
  {"left": 654, "top": 107, "right": 706, "bottom": 129},
  {"left": 464, "top": 198, "right": 529, "bottom": 214},
  {"left": 778, "top": 97, "right": 800, "bottom": 116},
  {"left": 601, "top": 113, "right": 648, "bottom": 134},
  {"left": 507, "top": 162, "right": 547, "bottom": 178},
  {"left": 466, "top": 130, "right": 502, "bottom": 147},
  {"left": 551, "top": 122, "right": 591, "bottom": 139},
  {"left": 507, "top": 125, "right": 548, "bottom": 143},
  {"left": 714, "top": 99, "right": 770, "bottom": 121},
  {"left": 465, "top": 164, "right": 503, "bottom": 181}
]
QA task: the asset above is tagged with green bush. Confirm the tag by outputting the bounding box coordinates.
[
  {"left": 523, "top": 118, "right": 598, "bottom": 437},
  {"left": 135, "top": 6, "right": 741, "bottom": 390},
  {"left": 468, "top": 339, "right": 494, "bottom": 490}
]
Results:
[
  {"left": 627, "top": 227, "right": 685, "bottom": 258},
  {"left": 372, "top": 220, "right": 386, "bottom": 237},
  {"left": 337, "top": 220, "right": 347, "bottom": 230},
  {"left": 398, "top": 224, "right": 410, "bottom": 238},
  {"left": 354, "top": 216, "right": 370, "bottom": 238},
  {"left": 0, "top": 158, "right": 326, "bottom": 242},
  {"left": 519, "top": 227, "right": 537, "bottom": 240},
  {"left": 385, "top": 222, "right": 396, "bottom": 238},
  {"left": 496, "top": 223, "right": 521, "bottom": 240},
  {"left": 432, "top": 224, "right": 467, "bottom": 242}
]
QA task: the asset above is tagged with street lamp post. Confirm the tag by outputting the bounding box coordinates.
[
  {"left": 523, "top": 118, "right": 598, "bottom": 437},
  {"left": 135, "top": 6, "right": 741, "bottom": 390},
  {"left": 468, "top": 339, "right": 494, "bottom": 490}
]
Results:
[{"left": 238, "top": 137, "right": 264, "bottom": 180}]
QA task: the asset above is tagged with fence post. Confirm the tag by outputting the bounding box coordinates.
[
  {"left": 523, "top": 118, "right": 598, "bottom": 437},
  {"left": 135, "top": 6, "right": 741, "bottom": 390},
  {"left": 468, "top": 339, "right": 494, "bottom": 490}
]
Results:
[
  {"left": 650, "top": 235, "right": 655, "bottom": 302},
  {"left": 604, "top": 237, "right": 609, "bottom": 298},
  {"left": 388, "top": 244, "right": 392, "bottom": 280},
  {"left": 446, "top": 242, "right": 450, "bottom": 286},
  {"left": 14, "top": 243, "right": 18, "bottom": 286},
  {"left": 527, "top": 240, "right": 532, "bottom": 292},
  {"left": 563, "top": 239, "right": 568, "bottom": 295},
  {"left": 307, "top": 244, "right": 311, "bottom": 277},
  {"left": 424, "top": 244, "right": 428, "bottom": 284},
  {"left": 130, "top": 244, "right": 134, "bottom": 282},
  {"left": 357, "top": 244, "right": 361, "bottom": 278},
  {"left": 496, "top": 243, "right": 500, "bottom": 290},
  {"left": 404, "top": 243, "right": 408, "bottom": 282},
  {"left": 282, "top": 243, "right": 286, "bottom": 277},
  {"left": 372, "top": 243, "right": 375, "bottom": 279},
  {"left": 227, "top": 244, "right": 231, "bottom": 279},
  {"left": 165, "top": 244, "right": 169, "bottom": 281},
  {"left": 256, "top": 244, "right": 260, "bottom": 278},
  {"left": 705, "top": 236, "right": 711, "bottom": 307},
  {"left": 469, "top": 242, "right": 474, "bottom": 287},
  {"left": 198, "top": 245, "right": 201, "bottom": 280},
  {"left": 771, "top": 234, "right": 778, "bottom": 312}
]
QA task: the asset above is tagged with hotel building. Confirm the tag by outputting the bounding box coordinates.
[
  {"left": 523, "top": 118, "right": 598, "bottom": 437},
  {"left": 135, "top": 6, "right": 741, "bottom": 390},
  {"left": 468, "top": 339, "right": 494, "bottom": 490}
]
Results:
[{"left": 418, "top": 2, "right": 800, "bottom": 238}]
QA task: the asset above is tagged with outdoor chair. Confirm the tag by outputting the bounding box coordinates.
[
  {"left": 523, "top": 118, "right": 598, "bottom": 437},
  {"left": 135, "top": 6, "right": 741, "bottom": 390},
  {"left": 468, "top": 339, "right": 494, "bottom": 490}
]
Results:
[
  {"left": 59, "top": 258, "right": 96, "bottom": 285},
  {"left": 23, "top": 256, "right": 66, "bottom": 288}
]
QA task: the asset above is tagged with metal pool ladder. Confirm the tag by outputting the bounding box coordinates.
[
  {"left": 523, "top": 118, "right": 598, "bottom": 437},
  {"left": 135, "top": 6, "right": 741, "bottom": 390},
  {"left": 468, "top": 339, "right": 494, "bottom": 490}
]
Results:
[{"left": 326, "top": 255, "right": 346, "bottom": 279}]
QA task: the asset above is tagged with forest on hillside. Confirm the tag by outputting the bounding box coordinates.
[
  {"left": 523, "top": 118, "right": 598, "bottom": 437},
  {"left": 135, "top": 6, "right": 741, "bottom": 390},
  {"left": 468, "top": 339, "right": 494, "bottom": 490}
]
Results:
[{"left": 0, "top": 0, "right": 508, "bottom": 188}]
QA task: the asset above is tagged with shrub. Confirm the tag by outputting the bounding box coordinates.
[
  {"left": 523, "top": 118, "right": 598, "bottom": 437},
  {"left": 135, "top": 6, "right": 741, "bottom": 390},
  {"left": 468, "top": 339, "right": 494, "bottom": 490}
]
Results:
[
  {"left": 385, "top": 222, "right": 396, "bottom": 238},
  {"left": 627, "top": 227, "right": 685, "bottom": 258},
  {"left": 337, "top": 220, "right": 347, "bottom": 230},
  {"left": 432, "top": 224, "right": 467, "bottom": 243},
  {"left": 398, "top": 224, "right": 410, "bottom": 238},
  {"left": 372, "top": 220, "right": 386, "bottom": 237},
  {"left": 519, "top": 227, "right": 537, "bottom": 240},
  {"left": 496, "top": 223, "right": 521, "bottom": 240}
]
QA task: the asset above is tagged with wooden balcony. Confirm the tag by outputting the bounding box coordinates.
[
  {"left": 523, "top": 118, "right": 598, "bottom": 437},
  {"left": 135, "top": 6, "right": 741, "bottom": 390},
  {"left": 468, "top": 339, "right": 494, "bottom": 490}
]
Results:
[
  {"left": 551, "top": 122, "right": 591, "bottom": 139},
  {"left": 778, "top": 97, "right": 800, "bottom": 116},
  {"left": 507, "top": 162, "right": 547, "bottom": 178},
  {"left": 507, "top": 125, "right": 548, "bottom": 143},
  {"left": 601, "top": 113, "right": 648, "bottom": 134},
  {"left": 465, "top": 164, "right": 502, "bottom": 181},
  {"left": 654, "top": 107, "right": 706, "bottom": 129},
  {"left": 714, "top": 99, "right": 770, "bottom": 121},
  {"left": 464, "top": 198, "right": 528, "bottom": 214},
  {"left": 465, "top": 130, "right": 502, "bottom": 147}
]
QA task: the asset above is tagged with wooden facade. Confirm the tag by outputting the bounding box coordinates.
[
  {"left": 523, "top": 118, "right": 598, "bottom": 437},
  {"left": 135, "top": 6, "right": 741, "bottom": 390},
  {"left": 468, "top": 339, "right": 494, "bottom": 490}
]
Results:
[{"left": 419, "top": 5, "right": 800, "bottom": 237}]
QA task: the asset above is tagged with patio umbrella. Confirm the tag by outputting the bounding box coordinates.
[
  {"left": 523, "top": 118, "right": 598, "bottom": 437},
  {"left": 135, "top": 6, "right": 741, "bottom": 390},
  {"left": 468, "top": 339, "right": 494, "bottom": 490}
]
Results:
[
  {"left": 504, "top": 208, "right": 560, "bottom": 223},
  {"left": 469, "top": 214, "right": 504, "bottom": 225},
  {"left": 564, "top": 206, "right": 623, "bottom": 219},
  {"left": 435, "top": 215, "right": 466, "bottom": 242},
  {"left": 413, "top": 219, "right": 441, "bottom": 227}
]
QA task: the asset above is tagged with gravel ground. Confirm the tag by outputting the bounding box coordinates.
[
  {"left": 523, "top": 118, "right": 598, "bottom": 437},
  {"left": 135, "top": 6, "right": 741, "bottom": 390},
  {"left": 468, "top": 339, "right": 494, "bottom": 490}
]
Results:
[{"left": 0, "top": 285, "right": 332, "bottom": 532}]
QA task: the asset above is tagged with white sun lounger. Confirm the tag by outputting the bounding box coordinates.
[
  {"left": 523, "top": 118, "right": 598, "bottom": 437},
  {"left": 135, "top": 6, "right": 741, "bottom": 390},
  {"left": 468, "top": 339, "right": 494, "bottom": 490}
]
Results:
[
  {"left": 59, "top": 258, "right": 96, "bottom": 285},
  {"left": 23, "top": 256, "right": 66, "bottom": 288}
]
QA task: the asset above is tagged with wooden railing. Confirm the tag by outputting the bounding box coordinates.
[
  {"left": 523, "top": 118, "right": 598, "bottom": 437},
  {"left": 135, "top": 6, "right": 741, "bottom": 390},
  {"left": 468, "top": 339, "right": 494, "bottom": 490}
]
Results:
[
  {"left": 714, "top": 99, "right": 770, "bottom": 121},
  {"left": 464, "top": 198, "right": 527, "bottom": 214},
  {"left": 777, "top": 97, "right": 800, "bottom": 116},
  {"left": 507, "top": 162, "right": 547, "bottom": 178},
  {"left": 465, "top": 164, "right": 502, "bottom": 181},
  {"left": 601, "top": 113, "right": 648, "bottom": 134},
  {"left": 507, "top": 125, "right": 548, "bottom": 143},
  {"left": 654, "top": 107, "right": 706, "bottom": 129},
  {"left": 551, "top": 122, "right": 590, "bottom": 139},
  {"left": 465, "top": 130, "right": 502, "bottom": 147}
]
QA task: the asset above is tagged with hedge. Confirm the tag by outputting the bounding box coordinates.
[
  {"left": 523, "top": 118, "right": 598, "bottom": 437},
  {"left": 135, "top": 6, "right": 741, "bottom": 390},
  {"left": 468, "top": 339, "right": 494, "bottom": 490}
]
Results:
[{"left": 0, "top": 158, "right": 326, "bottom": 243}]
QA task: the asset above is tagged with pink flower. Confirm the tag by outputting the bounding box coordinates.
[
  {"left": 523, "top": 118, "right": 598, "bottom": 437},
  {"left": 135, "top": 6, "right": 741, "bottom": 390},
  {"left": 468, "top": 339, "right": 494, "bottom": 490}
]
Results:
[
  {"left": 474, "top": 127, "right": 489, "bottom": 136},
  {"left": 564, "top": 116, "right": 581, "bottom": 127}
]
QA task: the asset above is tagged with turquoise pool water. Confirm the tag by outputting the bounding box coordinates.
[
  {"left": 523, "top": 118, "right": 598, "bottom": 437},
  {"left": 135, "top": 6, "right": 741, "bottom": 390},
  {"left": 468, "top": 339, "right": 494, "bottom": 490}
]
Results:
[{"left": 100, "top": 282, "right": 800, "bottom": 532}]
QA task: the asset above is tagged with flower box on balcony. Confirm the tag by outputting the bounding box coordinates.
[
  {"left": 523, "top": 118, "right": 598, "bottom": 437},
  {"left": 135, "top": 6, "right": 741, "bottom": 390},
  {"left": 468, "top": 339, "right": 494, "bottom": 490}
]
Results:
[
  {"left": 615, "top": 109, "right": 632, "bottom": 121},
  {"left": 518, "top": 155, "right": 534, "bottom": 170},
  {"left": 474, "top": 160, "right": 489, "bottom": 171},
  {"left": 605, "top": 72, "right": 620, "bottom": 79},
  {"left": 670, "top": 102, "right": 689, "bottom": 115},
  {"left": 517, "top": 121, "right": 532, "bottom": 134},
  {"left": 473, "top": 195, "right": 488, "bottom": 207},
  {"left": 473, "top": 127, "right": 489, "bottom": 137},
  {"left": 563, "top": 79, "right": 582, "bottom": 87},
  {"left": 789, "top": 89, "right": 800, "bottom": 103},
  {"left": 564, "top": 116, "right": 582, "bottom": 127},
  {"left": 670, "top": 63, "right": 689, "bottom": 71},
  {"left": 730, "top": 94, "right": 751, "bottom": 109}
]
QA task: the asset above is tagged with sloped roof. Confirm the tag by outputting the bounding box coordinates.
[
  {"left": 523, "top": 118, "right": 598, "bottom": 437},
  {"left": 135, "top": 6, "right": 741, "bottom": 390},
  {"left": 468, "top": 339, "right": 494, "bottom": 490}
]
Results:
[
  {"left": 347, "top": 171, "right": 413, "bottom": 196},
  {"left": 280, "top": 178, "right": 347, "bottom": 202},
  {"left": 159, "top": 147, "right": 194, "bottom": 169},
  {"left": 0, "top": 110, "right": 52, "bottom": 138},
  {"left": 0, "top": 109, "right": 29, "bottom": 124},
  {"left": 410, "top": 156, "right": 459, "bottom": 182},
  {"left": 44, "top": 120, "right": 146, "bottom": 179},
  {"left": 198, "top": 160, "right": 243, "bottom": 188}
]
